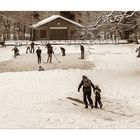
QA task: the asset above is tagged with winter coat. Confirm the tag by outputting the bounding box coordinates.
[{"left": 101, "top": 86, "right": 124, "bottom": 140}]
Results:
[
  {"left": 36, "top": 49, "right": 42, "bottom": 55},
  {"left": 80, "top": 45, "right": 84, "bottom": 52},
  {"left": 94, "top": 87, "right": 101, "bottom": 100},
  {"left": 12, "top": 47, "right": 19, "bottom": 53},
  {"left": 31, "top": 42, "right": 35, "bottom": 48},
  {"left": 60, "top": 47, "right": 65, "bottom": 52},
  {"left": 47, "top": 46, "right": 54, "bottom": 54},
  {"left": 78, "top": 78, "right": 95, "bottom": 92}
]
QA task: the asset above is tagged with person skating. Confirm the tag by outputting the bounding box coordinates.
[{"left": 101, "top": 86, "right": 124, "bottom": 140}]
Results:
[
  {"left": 26, "top": 42, "right": 30, "bottom": 53},
  {"left": 80, "top": 44, "right": 85, "bottom": 59},
  {"left": 93, "top": 85, "right": 103, "bottom": 109},
  {"left": 46, "top": 43, "right": 54, "bottom": 63},
  {"left": 11, "top": 46, "right": 19, "bottom": 58},
  {"left": 60, "top": 47, "right": 66, "bottom": 56},
  {"left": 36, "top": 47, "right": 42, "bottom": 64},
  {"left": 135, "top": 46, "right": 140, "bottom": 57},
  {"left": 30, "top": 41, "right": 35, "bottom": 53},
  {"left": 78, "top": 75, "right": 95, "bottom": 108},
  {"left": 45, "top": 42, "right": 51, "bottom": 49}
]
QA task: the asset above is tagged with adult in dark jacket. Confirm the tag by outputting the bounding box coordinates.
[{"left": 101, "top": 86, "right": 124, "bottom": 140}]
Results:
[
  {"left": 80, "top": 44, "right": 84, "bottom": 59},
  {"left": 36, "top": 47, "right": 42, "bottom": 64},
  {"left": 60, "top": 47, "right": 66, "bottom": 56},
  {"left": 30, "top": 41, "right": 35, "bottom": 53},
  {"left": 46, "top": 43, "right": 54, "bottom": 63},
  {"left": 45, "top": 42, "right": 51, "bottom": 48},
  {"left": 78, "top": 75, "right": 95, "bottom": 108}
]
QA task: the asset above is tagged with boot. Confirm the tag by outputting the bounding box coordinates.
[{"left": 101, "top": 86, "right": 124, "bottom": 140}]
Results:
[
  {"left": 91, "top": 105, "right": 94, "bottom": 109},
  {"left": 85, "top": 105, "right": 88, "bottom": 108},
  {"left": 100, "top": 103, "right": 103, "bottom": 109}
]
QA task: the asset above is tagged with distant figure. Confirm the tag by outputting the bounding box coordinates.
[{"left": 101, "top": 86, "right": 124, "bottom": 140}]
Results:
[
  {"left": 136, "top": 46, "right": 140, "bottom": 57},
  {"left": 80, "top": 44, "right": 84, "bottom": 59},
  {"left": 12, "top": 46, "right": 19, "bottom": 58},
  {"left": 36, "top": 47, "right": 42, "bottom": 64},
  {"left": 46, "top": 43, "right": 54, "bottom": 63},
  {"left": 30, "top": 41, "right": 35, "bottom": 53},
  {"left": 38, "top": 66, "right": 44, "bottom": 71},
  {"left": 60, "top": 47, "right": 66, "bottom": 56},
  {"left": 78, "top": 75, "right": 95, "bottom": 108},
  {"left": 45, "top": 42, "right": 51, "bottom": 48},
  {"left": 26, "top": 42, "right": 30, "bottom": 53},
  {"left": 93, "top": 85, "right": 102, "bottom": 109}
]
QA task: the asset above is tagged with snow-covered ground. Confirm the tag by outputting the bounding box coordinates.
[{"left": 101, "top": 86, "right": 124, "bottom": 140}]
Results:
[
  {"left": 0, "top": 44, "right": 29, "bottom": 62},
  {"left": 0, "top": 43, "right": 81, "bottom": 62},
  {"left": 0, "top": 43, "right": 140, "bottom": 128}
]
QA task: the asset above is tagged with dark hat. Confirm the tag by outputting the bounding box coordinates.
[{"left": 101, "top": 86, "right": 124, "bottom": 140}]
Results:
[
  {"left": 82, "top": 75, "right": 87, "bottom": 79},
  {"left": 95, "top": 85, "right": 99, "bottom": 88}
]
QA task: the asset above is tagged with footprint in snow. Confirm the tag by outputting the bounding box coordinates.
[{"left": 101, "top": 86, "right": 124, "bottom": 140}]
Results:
[{"left": 104, "top": 117, "right": 114, "bottom": 121}]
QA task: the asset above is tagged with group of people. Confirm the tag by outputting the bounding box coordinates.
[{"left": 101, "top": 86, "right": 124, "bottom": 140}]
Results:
[
  {"left": 78, "top": 75, "right": 102, "bottom": 109},
  {"left": 12, "top": 41, "right": 66, "bottom": 64},
  {"left": 11, "top": 42, "right": 140, "bottom": 110},
  {"left": 12, "top": 41, "right": 84, "bottom": 62},
  {"left": 11, "top": 41, "right": 102, "bottom": 109},
  {"left": 36, "top": 42, "right": 57, "bottom": 64},
  {"left": 35, "top": 43, "right": 68, "bottom": 69},
  {"left": 26, "top": 41, "right": 35, "bottom": 53},
  {"left": 36, "top": 43, "right": 67, "bottom": 65},
  {"left": 11, "top": 41, "right": 35, "bottom": 58}
]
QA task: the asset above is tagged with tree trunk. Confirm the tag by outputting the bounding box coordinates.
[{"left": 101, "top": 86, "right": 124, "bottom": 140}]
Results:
[{"left": 134, "top": 26, "right": 139, "bottom": 44}]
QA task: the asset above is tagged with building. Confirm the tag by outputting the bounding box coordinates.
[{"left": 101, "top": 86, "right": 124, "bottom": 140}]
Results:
[{"left": 31, "top": 15, "right": 84, "bottom": 40}]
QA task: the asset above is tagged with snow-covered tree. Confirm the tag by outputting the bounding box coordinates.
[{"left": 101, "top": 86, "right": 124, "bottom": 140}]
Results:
[
  {"left": 0, "top": 12, "right": 34, "bottom": 40},
  {"left": 81, "top": 11, "right": 140, "bottom": 44}
]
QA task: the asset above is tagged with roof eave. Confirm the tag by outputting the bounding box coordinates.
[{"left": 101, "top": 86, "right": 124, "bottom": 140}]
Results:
[{"left": 30, "top": 15, "right": 84, "bottom": 29}]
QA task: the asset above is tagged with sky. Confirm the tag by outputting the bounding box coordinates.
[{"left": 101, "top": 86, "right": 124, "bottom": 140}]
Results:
[{"left": 0, "top": 0, "right": 139, "bottom": 11}]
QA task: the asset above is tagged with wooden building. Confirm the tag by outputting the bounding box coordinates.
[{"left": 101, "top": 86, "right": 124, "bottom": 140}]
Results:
[{"left": 31, "top": 15, "right": 84, "bottom": 40}]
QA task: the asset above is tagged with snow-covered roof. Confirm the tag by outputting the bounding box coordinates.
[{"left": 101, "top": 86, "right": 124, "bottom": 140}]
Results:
[{"left": 31, "top": 15, "right": 84, "bottom": 28}]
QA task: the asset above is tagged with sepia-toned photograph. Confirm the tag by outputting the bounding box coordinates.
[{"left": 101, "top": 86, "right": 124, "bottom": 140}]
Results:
[{"left": 0, "top": 11, "right": 140, "bottom": 129}]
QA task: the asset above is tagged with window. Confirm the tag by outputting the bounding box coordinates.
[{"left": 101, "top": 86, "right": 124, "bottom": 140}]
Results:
[{"left": 40, "top": 30, "right": 46, "bottom": 38}]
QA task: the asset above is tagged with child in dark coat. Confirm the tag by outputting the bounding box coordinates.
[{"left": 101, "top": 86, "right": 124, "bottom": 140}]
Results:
[
  {"left": 94, "top": 85, "right": 103, "bottom": 108},
  {"left": 38, "top": 66, "right": 44, "bottom": 71},
  {"left": 12, "top": 46, "right": 19, "bottom": 58}
]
